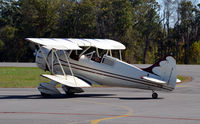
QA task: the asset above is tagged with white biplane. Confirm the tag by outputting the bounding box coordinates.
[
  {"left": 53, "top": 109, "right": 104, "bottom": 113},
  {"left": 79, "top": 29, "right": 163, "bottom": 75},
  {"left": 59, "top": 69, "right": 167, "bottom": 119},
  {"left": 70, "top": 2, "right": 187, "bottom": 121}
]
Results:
[{"left": 26, "top": 38, "right": 179, "bottom": 99}]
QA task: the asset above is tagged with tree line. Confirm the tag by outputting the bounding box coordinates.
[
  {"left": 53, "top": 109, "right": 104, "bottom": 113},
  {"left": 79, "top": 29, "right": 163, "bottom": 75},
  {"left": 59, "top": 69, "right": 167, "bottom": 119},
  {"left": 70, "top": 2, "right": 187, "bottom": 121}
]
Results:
[{"left": 0, "top": 0, "right": 200, "bottom": 64}]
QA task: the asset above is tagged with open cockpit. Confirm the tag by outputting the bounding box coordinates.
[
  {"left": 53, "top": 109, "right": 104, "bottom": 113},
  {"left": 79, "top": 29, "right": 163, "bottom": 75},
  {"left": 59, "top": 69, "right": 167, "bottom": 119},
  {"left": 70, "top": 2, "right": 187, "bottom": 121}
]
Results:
[{"left": 68, "top": 46, "right": 124, "bottom": 65}]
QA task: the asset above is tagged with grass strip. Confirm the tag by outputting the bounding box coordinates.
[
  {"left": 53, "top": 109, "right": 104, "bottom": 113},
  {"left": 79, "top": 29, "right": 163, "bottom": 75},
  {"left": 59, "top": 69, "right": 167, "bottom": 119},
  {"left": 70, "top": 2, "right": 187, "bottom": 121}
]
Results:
[{"left": 0, "top": 67, "right": 192, "bottom": 88}]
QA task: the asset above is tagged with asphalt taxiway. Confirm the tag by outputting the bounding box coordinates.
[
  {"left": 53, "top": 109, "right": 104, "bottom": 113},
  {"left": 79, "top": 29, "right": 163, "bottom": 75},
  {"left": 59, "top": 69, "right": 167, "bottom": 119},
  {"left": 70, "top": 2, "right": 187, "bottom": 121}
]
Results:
[{"left": 0, "top": 65, "right": 200, "bottom": 124}]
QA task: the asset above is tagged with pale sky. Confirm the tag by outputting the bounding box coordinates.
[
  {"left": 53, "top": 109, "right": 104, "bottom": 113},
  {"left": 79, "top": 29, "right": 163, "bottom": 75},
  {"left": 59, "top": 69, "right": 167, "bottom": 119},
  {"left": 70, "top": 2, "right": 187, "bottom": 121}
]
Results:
[{"left": 156, "top": 0, "right": 200, "bottom": 27}]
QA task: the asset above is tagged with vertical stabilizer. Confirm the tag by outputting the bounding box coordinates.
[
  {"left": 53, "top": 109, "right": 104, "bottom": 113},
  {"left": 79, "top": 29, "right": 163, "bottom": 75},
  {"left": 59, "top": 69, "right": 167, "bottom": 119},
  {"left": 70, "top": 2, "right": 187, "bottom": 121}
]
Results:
[{"left": 142, "top": 56, "right": 177, "bottom": 89}]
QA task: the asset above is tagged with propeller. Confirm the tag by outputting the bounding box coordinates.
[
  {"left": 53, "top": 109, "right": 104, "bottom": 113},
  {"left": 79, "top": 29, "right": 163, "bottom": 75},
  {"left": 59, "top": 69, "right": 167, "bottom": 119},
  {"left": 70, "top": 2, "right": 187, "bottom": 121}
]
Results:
[{"left": 29, "top": 42, "right": 38, "bottom": 56}]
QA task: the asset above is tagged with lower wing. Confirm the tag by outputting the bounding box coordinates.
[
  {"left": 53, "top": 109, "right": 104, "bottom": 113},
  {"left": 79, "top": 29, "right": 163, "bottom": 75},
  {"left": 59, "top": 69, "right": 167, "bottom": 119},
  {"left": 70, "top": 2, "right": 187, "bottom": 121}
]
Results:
[{"left": 41, "top": 74, "right": 91, "bottom": 87}]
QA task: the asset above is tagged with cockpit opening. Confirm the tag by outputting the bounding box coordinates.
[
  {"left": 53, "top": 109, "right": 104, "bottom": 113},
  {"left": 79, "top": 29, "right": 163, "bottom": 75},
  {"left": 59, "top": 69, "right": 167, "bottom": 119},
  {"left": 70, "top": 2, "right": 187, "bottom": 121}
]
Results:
[{"left": 69, "top": 46, "right": 123, "bottom": 62}]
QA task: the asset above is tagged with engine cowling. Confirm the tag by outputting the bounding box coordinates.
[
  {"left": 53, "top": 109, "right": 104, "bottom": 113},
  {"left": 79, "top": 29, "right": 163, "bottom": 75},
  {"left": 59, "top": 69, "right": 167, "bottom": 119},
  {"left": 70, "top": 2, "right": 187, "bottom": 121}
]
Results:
[{"left": 35, "top": 46, "right": 51, "bottom": 71}]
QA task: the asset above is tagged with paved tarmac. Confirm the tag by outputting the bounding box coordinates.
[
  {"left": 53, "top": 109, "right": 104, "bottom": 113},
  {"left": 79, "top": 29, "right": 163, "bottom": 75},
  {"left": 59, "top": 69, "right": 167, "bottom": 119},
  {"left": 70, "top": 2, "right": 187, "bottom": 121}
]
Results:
[
  {"left": 0, "top": 65, "right": 200, "bottom": 124},
  {"left": 0, "top": 62, "right": 37, "bottom": 67}
]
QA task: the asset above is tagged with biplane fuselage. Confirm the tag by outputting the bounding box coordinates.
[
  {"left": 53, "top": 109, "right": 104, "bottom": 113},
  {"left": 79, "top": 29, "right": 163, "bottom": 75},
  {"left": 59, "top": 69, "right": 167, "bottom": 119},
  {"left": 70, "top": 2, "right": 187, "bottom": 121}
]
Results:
[{"left": 51, "top": 53, "right": 174, "bottom": 92}]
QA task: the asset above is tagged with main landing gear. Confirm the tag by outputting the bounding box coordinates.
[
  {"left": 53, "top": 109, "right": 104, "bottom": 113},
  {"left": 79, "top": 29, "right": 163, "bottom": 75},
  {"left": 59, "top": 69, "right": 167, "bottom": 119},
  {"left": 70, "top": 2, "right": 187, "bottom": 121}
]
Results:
[
  {"left": 38, "top": 81, "right": 84, "bottom": 97},
  {"left": 152, "top": 91, "right": 158, "bottom": 99},
  {"left": 62, "top": 85, "right": 84, "bottom": 96}
]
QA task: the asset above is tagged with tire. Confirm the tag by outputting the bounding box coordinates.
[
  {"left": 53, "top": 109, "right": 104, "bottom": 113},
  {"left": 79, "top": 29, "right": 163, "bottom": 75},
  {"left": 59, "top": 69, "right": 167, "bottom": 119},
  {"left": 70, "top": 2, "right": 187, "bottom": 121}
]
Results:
[
  {"left": 152, "top": 92, "right": 158, "bottom": 99},
  {"left": 65, "top": 92, "right": 75, "bottom": 96},
  {"left": 41, "top": 92, "right": 51, "bottom": 97}
]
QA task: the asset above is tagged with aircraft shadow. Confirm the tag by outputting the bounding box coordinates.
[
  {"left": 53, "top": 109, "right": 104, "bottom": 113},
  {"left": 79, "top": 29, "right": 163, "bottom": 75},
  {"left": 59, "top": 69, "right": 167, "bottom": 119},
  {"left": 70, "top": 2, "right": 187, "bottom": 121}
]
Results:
[
  {"left": 119, "top": 97, "right": 164, "bottom": 100},
  {"left": 0, "top": 94, "right": 115, "bottom": 99},
  {"left": 0, "top": 94, "right": 163, "bottom": 100},
  {"left": 74, "top": 94, "right": 163, "bottom": 100}
]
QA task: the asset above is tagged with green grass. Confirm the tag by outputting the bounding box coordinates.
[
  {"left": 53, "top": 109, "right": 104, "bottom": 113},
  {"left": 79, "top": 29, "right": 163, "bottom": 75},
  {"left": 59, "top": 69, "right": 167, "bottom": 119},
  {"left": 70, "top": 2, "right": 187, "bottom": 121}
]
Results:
[
  {"left": 0, "top": 67, "right": 50, "bottom": 88},
  {"left": 0, "top": 67, "right": 191, "bottom": 88},
  {"left": 177, "top": 75, "right": 186, "bottom": 81},
  {"left": 177, "top": 75, "right": 192, "bottom": 83}
]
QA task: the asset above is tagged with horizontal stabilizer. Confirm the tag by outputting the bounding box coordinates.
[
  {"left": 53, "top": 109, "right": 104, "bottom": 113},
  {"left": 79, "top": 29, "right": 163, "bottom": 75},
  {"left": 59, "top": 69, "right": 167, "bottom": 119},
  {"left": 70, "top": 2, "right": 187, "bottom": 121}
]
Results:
[
  {"left": 41, "top": 74, "right": 91, "bottom": 87},
  {"left": 141, "top": 76, "right": 167, "bottom": 84},
  {"left": 176, "top": 79, "right": 181, "bottom": 83}
]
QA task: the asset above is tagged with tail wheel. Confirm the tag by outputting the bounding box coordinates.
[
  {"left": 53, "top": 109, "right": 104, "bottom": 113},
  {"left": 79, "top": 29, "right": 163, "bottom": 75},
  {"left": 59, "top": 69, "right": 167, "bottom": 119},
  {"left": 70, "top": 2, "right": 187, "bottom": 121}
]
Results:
[{"left": 152, "top": 92, "right": 158, "bottom": 99}]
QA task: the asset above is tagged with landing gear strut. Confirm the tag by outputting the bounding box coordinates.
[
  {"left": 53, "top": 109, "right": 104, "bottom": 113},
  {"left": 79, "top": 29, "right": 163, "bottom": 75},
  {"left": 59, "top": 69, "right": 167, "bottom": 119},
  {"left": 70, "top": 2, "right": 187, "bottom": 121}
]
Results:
[
  {"left": 152, "top": 91, "right": 158, "bottom": 99},
  {"left": 62, "top": 85, "right": 84, "bottom": 96}
]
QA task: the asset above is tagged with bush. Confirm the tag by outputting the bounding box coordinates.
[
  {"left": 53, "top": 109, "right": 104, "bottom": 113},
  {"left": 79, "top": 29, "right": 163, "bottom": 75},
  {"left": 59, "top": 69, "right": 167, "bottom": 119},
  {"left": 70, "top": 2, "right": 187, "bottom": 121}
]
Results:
[{"left": 189, "top": 41, "right": 200, "bottom": 64}]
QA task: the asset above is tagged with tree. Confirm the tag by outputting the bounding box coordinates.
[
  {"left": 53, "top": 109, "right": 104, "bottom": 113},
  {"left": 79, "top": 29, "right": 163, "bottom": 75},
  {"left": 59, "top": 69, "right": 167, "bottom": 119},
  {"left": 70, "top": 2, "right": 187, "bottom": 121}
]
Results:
[
  {"left": 0, "top": 0, "right": 199, "bottom": 63},
  {"left": 0, "top": 25, "right": 17, "bottom": 61},
  {"left": 178, "top": 0, "right": 195, "bottom": 64},
  {"left": 20, "top": 0, "right": 60, "bottom": 37},
  {"left": 131, "top": 0, "right": 161, "bottom": 63},
  {"left": 57, "top": 0, "right": 96, "bottom": 38}
]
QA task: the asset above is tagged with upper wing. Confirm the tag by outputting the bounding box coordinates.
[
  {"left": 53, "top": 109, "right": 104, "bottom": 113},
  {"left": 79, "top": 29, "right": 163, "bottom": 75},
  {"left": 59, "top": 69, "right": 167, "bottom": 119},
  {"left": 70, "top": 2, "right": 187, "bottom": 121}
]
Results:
[
  {"left": 26, "top": 38, "right": 126, "bottom": 50},
  {"left": 67, "top": 38, "right": 126, "bottom": 50},
  {"left": 26, "top": 38, "right": 82, "bottom": 50}
]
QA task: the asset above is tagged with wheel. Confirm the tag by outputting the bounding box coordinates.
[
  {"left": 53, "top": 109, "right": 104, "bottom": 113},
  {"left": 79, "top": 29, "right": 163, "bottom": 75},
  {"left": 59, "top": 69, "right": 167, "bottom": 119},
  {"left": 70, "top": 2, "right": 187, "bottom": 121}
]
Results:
[
  {"left": 152, "top": 92, "right": 158, "bottom": 99},
  {"left": 65, "top": 92, "right": 75, "bottom": 96},
  {"left": 41, "top": 92, "right": 51, "bottom": 97}
]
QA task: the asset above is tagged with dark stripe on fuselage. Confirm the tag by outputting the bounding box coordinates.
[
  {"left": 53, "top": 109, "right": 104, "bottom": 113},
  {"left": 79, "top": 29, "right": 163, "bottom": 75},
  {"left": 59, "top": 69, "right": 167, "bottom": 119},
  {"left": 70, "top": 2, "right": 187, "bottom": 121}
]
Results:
[{"left": 53, "top": 60, "right": 174, "bottom": 91}]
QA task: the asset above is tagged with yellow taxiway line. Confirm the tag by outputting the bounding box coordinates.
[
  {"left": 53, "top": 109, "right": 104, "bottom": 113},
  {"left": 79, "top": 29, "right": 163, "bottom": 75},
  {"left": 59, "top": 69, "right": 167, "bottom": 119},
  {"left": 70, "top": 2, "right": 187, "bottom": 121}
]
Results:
[
  {"left": 66, "top": 99, "right": 133, "bottom": 124},
  {"left": 91, "top": 114, "right": 130, "bottom": 124}
]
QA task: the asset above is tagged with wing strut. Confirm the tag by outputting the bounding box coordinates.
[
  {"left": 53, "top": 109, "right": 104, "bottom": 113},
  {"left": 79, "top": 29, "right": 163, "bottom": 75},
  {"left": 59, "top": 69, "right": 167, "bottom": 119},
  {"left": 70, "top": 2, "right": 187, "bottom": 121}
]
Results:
[
  {"left": 96, "top": 48, "right": 100, "bottom": 57},
  {"left": 119, "top": 50, "right": 122, "bottom": 60},
  {"left": 109, "top": 50, "right": 112, "bottom": 57},
  {"left": 79, "top": 46, "right": 91, "bottom": 58},
  {"left": 63, "top": 51, "right": 78, "bottom": 86},
  {"left": 53, "top": 49, "right": 66, "bottom": 76},
  {"left": 51, "top": 50, "right": 54, "bottom": 74}
]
